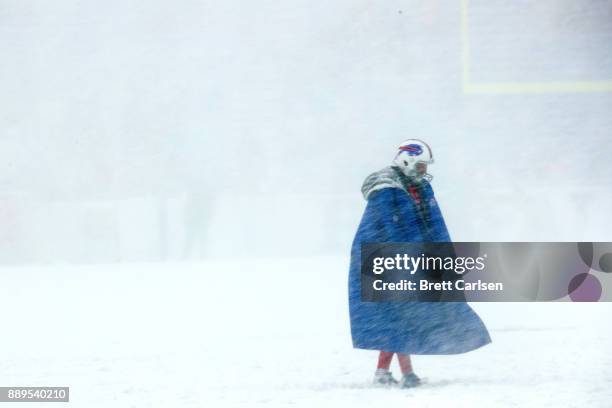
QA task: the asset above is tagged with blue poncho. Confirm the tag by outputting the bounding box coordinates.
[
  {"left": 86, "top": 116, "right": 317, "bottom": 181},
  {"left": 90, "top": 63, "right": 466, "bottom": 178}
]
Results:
[{"left": 348, "top": 166, "right": 491, "bottom": 354}]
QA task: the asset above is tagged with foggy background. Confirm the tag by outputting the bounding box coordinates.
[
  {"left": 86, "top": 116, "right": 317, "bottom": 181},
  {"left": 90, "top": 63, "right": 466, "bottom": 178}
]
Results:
[{"left": 1, "top": 0, "right": 611, "bottom": 264}]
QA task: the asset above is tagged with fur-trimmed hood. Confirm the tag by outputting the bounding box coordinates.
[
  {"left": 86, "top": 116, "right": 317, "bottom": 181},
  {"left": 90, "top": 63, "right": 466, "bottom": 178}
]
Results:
[
  {"left": 361, "top": 166, "right": 404, "bottom": 200},
  {"left": 361, "top": 166, "right": 433, "bottom": 200}
]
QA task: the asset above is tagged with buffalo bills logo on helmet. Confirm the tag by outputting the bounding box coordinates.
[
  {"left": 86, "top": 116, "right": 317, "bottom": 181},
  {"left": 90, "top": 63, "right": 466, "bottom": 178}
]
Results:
[{"left": 399, "top": 144, "right": 423, "bottom": 156}]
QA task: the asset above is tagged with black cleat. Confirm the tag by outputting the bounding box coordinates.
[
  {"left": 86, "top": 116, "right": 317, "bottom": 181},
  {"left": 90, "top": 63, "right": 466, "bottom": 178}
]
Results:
[
  {"left": 373, "top": 370, "right": 399, "bottom": 386},
  {"left": 400, "top": 372, "right": 422, "bottom": 389}
]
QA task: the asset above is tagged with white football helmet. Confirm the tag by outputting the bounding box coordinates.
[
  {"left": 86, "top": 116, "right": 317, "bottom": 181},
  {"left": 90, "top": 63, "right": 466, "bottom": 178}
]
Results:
[{"left": 392, "top": 139, "right": 434, "bottom": 182}]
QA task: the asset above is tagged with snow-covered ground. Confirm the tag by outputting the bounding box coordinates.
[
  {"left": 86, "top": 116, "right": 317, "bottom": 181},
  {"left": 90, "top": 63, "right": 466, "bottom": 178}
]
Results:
[{"left": 1, "top": 257, "right": 611, "bottom": 407}]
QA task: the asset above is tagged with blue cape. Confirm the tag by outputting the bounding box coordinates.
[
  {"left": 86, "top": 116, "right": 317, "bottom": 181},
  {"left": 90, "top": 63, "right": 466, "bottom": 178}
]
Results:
[{"left": 348, "top": 168, "right": 491, "bottom": 354}]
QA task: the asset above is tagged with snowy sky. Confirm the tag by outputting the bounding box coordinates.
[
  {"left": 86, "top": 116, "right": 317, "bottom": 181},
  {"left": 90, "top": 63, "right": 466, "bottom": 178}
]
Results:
[{"left": 1, "top": 0, "right": 611, "bottom": 261}]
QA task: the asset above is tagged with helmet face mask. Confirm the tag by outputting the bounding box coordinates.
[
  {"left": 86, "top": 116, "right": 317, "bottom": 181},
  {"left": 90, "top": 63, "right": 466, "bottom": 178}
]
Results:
[
  {"left": 392, "top": 139, "right": 434, "bottom": 182},
  {"left": 415, "top": 162, "right": 429, "bottom": 178}
]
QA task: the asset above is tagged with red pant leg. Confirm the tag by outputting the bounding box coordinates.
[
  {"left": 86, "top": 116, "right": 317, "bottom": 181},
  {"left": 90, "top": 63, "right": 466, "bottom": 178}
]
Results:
[
  {"left": 377, "top": 351, "right": 394, "bottom": 370},
  {"left": 397, "top": 353, "right": 413, "bottom": 374}
]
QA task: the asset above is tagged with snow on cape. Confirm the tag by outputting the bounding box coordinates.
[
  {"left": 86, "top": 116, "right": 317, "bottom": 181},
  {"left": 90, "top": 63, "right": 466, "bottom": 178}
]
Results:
[{"left": 349, "top": 166, "right": 492, "bottom": 354}]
